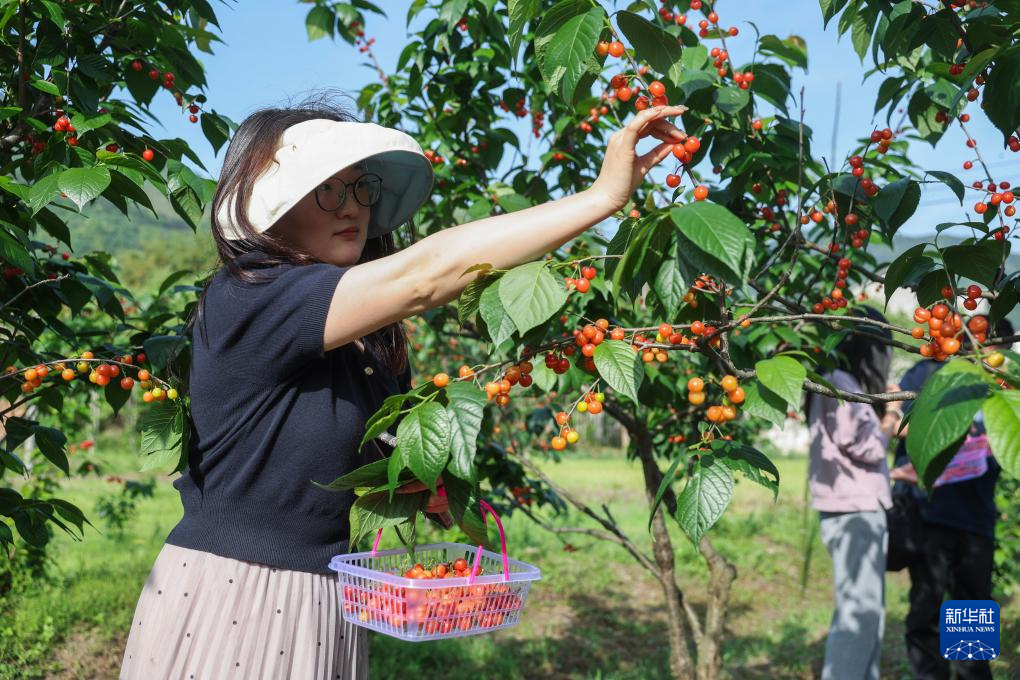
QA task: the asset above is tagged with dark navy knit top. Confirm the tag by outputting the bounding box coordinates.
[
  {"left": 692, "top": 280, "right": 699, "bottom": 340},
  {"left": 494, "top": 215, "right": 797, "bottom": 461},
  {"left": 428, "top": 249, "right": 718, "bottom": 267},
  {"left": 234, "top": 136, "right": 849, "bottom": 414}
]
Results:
[{"left": 165, "top": 252, "right": 409, "bottom": 573}]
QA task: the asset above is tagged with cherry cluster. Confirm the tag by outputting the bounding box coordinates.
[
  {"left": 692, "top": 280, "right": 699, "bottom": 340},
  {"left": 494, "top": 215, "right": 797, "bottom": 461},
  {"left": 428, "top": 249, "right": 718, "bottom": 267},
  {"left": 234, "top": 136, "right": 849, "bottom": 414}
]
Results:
[{"left": 5, "top": 351, "right": 177, "bottom": 403}]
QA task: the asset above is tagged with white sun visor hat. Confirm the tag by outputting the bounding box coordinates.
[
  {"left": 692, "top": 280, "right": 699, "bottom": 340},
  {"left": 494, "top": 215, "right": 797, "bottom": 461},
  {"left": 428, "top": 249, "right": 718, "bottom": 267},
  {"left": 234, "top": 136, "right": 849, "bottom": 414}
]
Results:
[{"left": 216, "top": 119, "right": 434, "bottom": 240}]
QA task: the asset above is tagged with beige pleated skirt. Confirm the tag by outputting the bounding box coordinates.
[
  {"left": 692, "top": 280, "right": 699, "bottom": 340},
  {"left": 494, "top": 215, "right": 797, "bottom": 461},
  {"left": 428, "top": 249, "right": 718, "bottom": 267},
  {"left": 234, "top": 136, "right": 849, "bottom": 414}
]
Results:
[{"left": 119, "top": 543, "right": 368, "bottom": 680}]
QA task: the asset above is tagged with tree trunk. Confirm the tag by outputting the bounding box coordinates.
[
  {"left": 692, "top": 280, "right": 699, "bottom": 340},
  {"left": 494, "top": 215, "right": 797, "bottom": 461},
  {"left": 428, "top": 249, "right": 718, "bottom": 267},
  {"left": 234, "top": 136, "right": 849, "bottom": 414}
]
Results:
[
  {"left": 629, "top": 418, "right": 696, "bottom": 678},
  {"left": 695, "top": 537, "right": 738, "bottom": 680}
]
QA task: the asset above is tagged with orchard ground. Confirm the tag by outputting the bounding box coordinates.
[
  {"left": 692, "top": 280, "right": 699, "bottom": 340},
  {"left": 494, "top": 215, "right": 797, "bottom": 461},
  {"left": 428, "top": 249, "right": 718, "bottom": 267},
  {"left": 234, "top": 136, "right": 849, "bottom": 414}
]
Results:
[{"left": 2, "top": 435, "right": 1016, "bottom": 680}]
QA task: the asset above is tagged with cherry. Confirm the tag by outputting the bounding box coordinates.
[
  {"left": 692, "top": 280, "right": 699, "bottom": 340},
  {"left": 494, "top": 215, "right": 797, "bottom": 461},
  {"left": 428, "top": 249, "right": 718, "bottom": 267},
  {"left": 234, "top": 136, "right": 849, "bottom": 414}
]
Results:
[
  {"left": 666, "top": 174, "right": 681, "bottom": 188},
  {"left": 616, "top": 86, "right": 633, "bottom": 102},
  {"left": 608, "top": 41, "right": 625, "bottom": 58},
  {"left": 687, "top": 377, "right": 704, "bottom": 393},
  {"left": 648, "top": 81, "right": 666, "bottom": 97},
  {"left": 142, "top": 148, "right": 155, "bottom": 162},
  {"left": 967, "top": 284, "right": 982, "bottom": 299},
  {"left": 595, "top": 42, "right": 610, "bottom": 58},
  {"left": 720, "top": 375, "right": 738, "bottom": 391},
  {"left": 575, "top": 278, "right": 591, "bottom": 293},
  {"left": 581, "top": 266, "right": 597, "bottom": 280},
  {"left": 693, "top": 185, "right": 709, "bottom": 201}
]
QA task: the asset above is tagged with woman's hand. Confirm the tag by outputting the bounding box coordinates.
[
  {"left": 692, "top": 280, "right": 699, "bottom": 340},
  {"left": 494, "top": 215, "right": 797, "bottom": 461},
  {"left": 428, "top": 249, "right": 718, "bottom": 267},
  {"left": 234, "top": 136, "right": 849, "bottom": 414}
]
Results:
[
  {"left": 590, "top": 105, "right": 689, "bottom": 213},
  {"left": 394, "top": 477, "right": 449, "bottom": 514}
]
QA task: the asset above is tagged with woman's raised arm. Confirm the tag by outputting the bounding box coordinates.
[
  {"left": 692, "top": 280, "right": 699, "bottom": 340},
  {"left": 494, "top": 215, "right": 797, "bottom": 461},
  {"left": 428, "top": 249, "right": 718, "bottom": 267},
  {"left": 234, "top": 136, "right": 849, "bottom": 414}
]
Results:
[{"left": 323, "top": 105, "right": 686, "bottom": 352}]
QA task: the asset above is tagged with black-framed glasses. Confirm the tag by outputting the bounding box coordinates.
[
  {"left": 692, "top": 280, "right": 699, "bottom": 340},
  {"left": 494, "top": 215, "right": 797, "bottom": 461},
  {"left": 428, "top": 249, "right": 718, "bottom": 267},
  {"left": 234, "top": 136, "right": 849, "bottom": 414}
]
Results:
[{"left": 313, "top": 173, "right": 382, "bottom": 211}]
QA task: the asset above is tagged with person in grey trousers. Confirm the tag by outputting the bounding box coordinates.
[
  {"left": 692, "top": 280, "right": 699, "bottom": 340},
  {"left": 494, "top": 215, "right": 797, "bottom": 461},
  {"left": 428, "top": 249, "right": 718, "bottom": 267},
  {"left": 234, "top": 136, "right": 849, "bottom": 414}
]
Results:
[{"left": 805, "top": 306, "right": 905, "bottom": 680}]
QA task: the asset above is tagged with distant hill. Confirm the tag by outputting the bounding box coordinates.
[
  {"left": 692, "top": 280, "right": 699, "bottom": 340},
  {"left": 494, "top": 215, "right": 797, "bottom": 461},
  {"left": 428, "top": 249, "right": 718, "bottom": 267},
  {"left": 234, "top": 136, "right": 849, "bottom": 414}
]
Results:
[{"left": 61, "top": 187, "right": 218, "bottom": 294}]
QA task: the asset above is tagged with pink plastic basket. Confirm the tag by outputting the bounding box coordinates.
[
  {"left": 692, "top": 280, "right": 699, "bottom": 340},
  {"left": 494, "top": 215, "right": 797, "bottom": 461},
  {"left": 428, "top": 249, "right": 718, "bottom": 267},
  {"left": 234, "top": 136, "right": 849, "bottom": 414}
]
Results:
[{"left": 328, "top": 500, "right": 540, "bottom": 641}]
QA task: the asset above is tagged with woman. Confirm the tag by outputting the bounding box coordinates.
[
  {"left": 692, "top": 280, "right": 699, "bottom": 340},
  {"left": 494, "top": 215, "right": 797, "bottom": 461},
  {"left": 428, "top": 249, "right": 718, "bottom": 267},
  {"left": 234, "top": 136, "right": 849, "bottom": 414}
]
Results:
[
  {"left": 806, "top": 305, "right": 904, "bottom": 680},
  {"left": 119, "top": 93, "right": 686, "bottom": 679}
]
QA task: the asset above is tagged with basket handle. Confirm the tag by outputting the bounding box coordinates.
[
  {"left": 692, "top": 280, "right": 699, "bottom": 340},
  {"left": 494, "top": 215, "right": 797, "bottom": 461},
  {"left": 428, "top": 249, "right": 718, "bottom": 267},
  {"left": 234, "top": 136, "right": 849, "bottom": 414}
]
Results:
[
  {"left": 370, "top": 527, "right": 385, "bottom": 556},
  {"left": 469, "top": 499, "right": 510, "bottom": 584},
  {"left": 369, "top": 498, "right": 511, "bottom": 583}
]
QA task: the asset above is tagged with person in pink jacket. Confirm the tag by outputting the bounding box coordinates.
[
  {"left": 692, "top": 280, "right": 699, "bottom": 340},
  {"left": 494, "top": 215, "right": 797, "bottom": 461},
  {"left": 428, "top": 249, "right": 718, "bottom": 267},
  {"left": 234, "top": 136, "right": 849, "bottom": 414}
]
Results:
[{"left": 806, "top": 305, "right": 905, "bottom": 680}]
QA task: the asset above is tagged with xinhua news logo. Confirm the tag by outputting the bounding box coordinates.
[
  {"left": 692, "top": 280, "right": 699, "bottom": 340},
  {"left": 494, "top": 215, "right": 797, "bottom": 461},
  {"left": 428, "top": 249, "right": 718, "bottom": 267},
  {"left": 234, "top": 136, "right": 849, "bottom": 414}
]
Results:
[{"left": 940, "top": 600, "right": 1000, "bottom": 662}]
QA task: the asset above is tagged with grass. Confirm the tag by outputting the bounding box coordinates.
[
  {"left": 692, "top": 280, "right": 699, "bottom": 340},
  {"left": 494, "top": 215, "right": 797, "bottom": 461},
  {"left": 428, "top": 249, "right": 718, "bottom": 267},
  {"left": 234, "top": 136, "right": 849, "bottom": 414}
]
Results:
[{"left": 1, "top": 440, "right": 1016, "bottom": 679}]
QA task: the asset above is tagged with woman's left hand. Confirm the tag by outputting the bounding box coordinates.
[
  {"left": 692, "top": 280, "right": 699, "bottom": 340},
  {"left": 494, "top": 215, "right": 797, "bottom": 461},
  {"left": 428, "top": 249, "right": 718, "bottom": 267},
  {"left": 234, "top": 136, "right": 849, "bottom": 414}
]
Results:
[{"left": 590, "top": 105, "right": 688, "bottom": 212}]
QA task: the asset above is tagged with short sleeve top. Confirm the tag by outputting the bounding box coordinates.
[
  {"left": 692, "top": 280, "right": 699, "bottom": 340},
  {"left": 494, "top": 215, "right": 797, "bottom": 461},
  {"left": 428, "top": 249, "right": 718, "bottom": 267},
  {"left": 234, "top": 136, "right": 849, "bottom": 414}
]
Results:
[{"left": 165, "top": 251, "right": 410, "bottom": 573}]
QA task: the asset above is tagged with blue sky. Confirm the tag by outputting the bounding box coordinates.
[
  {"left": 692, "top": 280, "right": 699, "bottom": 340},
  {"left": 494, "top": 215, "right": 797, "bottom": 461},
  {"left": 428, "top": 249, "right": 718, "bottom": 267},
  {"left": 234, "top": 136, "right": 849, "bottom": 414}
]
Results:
[{"left": 147, "top": 1, "right": 1015, "bottom": 239}]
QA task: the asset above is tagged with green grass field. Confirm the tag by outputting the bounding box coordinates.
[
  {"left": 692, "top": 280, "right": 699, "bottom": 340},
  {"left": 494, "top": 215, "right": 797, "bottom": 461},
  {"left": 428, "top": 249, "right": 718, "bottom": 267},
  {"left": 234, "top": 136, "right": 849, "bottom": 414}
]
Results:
[{"left": 1, "top": 438, "right": 1016, "bottom": 679}]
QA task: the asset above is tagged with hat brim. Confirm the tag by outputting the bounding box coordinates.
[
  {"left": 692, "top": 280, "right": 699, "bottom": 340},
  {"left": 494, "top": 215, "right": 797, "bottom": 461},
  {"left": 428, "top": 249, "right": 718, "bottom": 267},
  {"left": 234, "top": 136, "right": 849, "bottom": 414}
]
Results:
[
  {"left": 216, "top": 120, "right": 434, "bottom": 241},
  {"left": 361, "top": 151, "right": 434, "bottom": 238}
]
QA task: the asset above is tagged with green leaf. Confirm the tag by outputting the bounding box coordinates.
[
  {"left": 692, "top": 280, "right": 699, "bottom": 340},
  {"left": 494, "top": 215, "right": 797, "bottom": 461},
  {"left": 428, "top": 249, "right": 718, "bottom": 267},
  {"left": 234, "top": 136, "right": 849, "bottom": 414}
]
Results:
[
  {"left": 872, "top": 178, "right": 920, "bottom": 238},
  {"left": 850, "top": 8, "right": 874, "bottom": 59},
  {"left": 444, "top": 474, "right": 491, "bottom": 548},
  {"left": 670, "top": 202, "right": 754, "bottom": 286},
  {"left": 508, "top": 0, "right": 540, "bottom": 58},
  {"left": 57, "top": 167, "right": 111, "bottom": 211},
  {"left": 438, "top": 0, "right": 469, "bottom": 24},
  {"left": 479, "top": 280, "right": 516, "bottom": 347},
  {"left": 445, "top": 381, "right": 485, "bottom": 482},
  {"left": 714, "top": 87, "right": 750, "bottom": 115},
  {"left": 0, "top": 225, "right": 35, "bottom": 274},
  {"left": 387, "top": 445, "right": 406, "bottom": 499},
  {"left": 397, "top": 402, "right": 452, "bottom": 493},
  {"left": 711, "top": 440, "right": 780, "bottom": 500},
  {"left": 31, "top": 79, "right": 60, "bottom": 96},
  {"left": 906, "top": 362, "right": 991, "bottom": 487},
  {"left": 749, "top": 63, "right": 791, "bottom": 114},
  {"left": 926, "top": 170, "right": 964, "bottom": 205},
  {"left": 314, "top": 458, "right": 392, "bottom": 491},
  {"left": 26, "top": 173, "right": 63, "bottom": 215},
  {"left": 361, "top": 391, "right": 410, "bottom": 449},
  {"left": 348, "top": 490, "right": 425, "bottom": 547},
  {"left": 675, "top": 455, "right": 734, "bottom": 546},
  {"left": 617, "top": 11, "right": 684, "bottom": 86},
  {"left": 33, "top": 425, "right": 69, "bottom": 476},
  {"left": 305, "top": 5, "right": 334, "bottom": 41},
  {"left": 104, "top": 379, "right": 131, "bottom": 417},
  {"left": 983, "top": 46, "right": 1020, "bottom": 141},
  {"left": 755, "top": 356, "right": 806, "bottom": 410},
  {"left": 534, "top": 0, "right": 591, "bottom": 76},
  {"left": 541, "top": 8, "right": 604, "bottom": 102},
  {"left": 758, "top": 34, "right": 808, "bottom": 69},
  {"left": 741, "top": 380, "right": 789, "bottom": 427},
  {"left": 984, "top": 391, "right": 1020, "bottom": 479},
  {"left": 883, "top": 243, "right": 932, "bottom": 307},
  {"left": 498, "top": 261, "right": 567, "bottom": 336},
  {"left": 143, "top": 335, "right": 187, "bottom": 373},
  {"left": 199, "top": 111, "right": 232, "bottom": 155},
  {"left": 593, "top": 340, "right": 643, "bottom": 402},
  {"left": 942, "top": 240, "right": 1009, "bottom": 289},
  {"left": 652, "top": 253, "right": 687, "bottom": 319},
  {"left": 140, "top": 400, "right": 184, "bottom": 468},
  {"left": 457, "top": 275, "right": 490, "bottom": 326},
  {"left": 907, "top": 89, "right": 945, "bottom": 146},
  {"left": 649, "top": 455, "right": 685, "bottom": 531}
]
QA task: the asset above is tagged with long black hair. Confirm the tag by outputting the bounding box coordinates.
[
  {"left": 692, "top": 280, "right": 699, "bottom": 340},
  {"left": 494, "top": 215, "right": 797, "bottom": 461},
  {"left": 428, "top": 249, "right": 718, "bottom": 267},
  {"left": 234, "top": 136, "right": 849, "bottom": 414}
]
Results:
[
  {"left": 187, "top": 90, "right": 410, "bottom": 378},
  {"left": 835, "top": 305, "right": 893, "bottom": 417}
]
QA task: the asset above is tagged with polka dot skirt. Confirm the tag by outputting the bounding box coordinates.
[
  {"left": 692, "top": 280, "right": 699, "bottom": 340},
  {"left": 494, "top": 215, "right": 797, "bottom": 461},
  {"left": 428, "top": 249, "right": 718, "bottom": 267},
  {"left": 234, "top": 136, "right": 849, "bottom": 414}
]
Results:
[{"left": 120, "top": 543, "right": 367, "bottom": 679}]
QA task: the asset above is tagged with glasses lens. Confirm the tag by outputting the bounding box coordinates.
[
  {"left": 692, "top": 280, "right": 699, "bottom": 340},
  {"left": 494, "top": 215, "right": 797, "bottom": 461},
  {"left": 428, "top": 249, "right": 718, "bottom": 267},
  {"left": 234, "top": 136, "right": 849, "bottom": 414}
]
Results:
[
  {"left": 315, "top": 181, "right": 344, "bottom": 211},
  {"left": 354, "top": 175, "right": 382, "bottom": 206}
]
